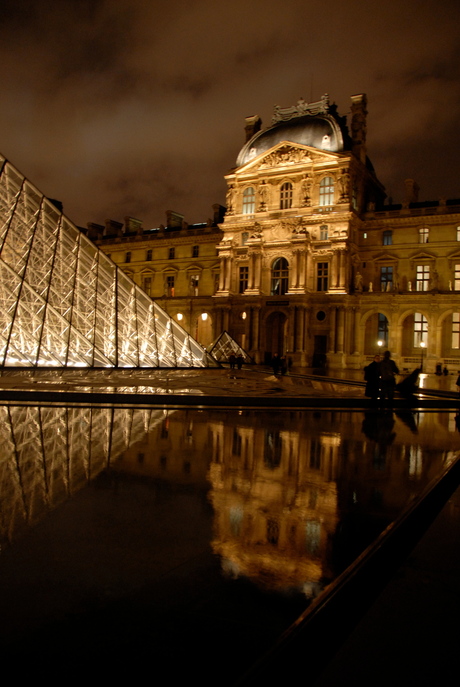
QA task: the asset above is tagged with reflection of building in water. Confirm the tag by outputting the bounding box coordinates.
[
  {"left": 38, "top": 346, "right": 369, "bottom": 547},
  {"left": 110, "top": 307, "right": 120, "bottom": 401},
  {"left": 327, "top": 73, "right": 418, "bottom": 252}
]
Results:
[
  {"left": 113, "top": 408, "right": 460, "bottom": 596},
  {"left": 208, "top": 412, "right": 341, "bottom": 594},
  {"left": 206, "top": 409, "right": 460, "bottom": 594},
  {"left": 0, "top": 405, "right": 165, "bottom": 547}
]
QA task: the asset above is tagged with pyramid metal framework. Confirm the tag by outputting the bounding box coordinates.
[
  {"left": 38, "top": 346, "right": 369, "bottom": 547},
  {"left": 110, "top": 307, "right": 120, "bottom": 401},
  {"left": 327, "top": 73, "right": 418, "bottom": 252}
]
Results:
[
  {"left": 209, "top": 331, "right": 253, "bottom": 363},
  {"left": 0, "top": 403, "right": 167, "bottom": 545},
  {"left": 0, "top": 155, "right": 218, "bottom": 368}
]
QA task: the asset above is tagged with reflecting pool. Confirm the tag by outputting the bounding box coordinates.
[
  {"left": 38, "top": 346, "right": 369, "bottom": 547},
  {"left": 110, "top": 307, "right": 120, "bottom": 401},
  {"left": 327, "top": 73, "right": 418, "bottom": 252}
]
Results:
[{"left": 0, "top": 404, "right": 459, "bottom": 682}]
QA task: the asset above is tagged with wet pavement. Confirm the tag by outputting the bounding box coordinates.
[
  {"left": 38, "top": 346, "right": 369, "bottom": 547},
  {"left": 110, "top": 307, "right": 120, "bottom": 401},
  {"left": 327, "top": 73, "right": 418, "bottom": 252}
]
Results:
[{"left": 0, "top": 367, "right": 459, "bottom": 683}]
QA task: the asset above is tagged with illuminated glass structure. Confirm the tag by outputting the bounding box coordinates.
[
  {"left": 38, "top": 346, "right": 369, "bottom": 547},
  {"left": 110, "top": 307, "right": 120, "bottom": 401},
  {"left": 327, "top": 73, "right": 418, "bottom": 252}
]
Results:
[{"left": 0, "top": 155, "right": 217, "bottom": 368}]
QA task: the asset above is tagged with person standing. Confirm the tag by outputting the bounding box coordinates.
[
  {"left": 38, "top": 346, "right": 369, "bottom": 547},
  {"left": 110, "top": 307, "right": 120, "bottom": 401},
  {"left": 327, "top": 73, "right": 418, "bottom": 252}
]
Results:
[
  {"left": 380, "top": 350, "right": 399, "bottom": 403},
  {"left": 364, "top": 354, "right": 381, "bottom": 401}
]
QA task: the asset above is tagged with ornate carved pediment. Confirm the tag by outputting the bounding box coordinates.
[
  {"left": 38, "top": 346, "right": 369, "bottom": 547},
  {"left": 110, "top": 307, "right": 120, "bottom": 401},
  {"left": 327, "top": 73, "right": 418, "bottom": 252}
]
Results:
[
  {"left": 237, "top": 142, "right": 339, "bottom": 173},
  {"left": 372, "top": 252, "right": 400, "bottom": 264}
]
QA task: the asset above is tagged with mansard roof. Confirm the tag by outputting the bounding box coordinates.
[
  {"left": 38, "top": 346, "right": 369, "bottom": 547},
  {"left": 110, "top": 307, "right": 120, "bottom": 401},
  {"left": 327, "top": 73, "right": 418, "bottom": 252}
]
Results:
[{"left": 237, "top": 95, "right": 351, "bottom": 167}]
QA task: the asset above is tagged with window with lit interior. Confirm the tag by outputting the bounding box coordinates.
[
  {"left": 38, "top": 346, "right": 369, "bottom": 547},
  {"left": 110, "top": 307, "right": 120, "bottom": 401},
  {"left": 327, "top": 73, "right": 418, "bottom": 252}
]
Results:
[
  {"left": 414, "top": 312, "right": 427, "bottom": 347},
  {"left": 271, "top": 257, "right": 289, "bottom": 295},
  {"left": 319, "top": 177, "right": 334, "bottom": 208},
  {"left": 416, "top": 265, "right": 430, "bottom": 291},
  {"left": 452, "top": 313, "right": 460, "bottom": 349},
  {"left": 166, "top": 275, "right": 175, "bottom": 296},
  {"left": 242, "top": 187, "right": 255, "bottom": 214},
  {"left": 419, "top": 227, "right": 429, "bottom": 243}
]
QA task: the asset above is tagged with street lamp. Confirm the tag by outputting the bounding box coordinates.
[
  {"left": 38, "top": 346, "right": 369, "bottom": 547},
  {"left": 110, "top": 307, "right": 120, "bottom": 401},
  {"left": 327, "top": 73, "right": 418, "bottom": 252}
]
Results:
[
  {"left": 419, "top": 340, "right": 426, "bottom": 370},
  {"left": 377, "top": 340, "right": 384, "bottom": 354}
]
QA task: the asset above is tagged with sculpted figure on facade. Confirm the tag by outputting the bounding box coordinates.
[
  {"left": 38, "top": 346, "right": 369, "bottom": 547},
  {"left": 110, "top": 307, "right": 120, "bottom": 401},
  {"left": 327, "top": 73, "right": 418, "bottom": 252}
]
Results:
[
  {"left": 338, "top": 171, "right": 350, "bottom": 200},
  {"left": 354, "top": 271, "right": 363, "bottom": 292},
  {"left": 301, "top": 174, "right": 312, "bottom": 206},
  {"left": 258, "top": 180, "right": 269, "bottom": 211},
  {"left": 226, "top": 185, "right": 236, "bottom": 214}
]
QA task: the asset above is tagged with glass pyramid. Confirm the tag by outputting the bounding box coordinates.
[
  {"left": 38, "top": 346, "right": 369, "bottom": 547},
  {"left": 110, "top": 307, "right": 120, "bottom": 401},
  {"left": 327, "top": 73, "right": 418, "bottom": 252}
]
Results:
[
  {"left": 0, "top": 155, "right": 218, "bottom": 368},
  {"left": 209, "top": 331, "right": 253, "bottom": 363}
]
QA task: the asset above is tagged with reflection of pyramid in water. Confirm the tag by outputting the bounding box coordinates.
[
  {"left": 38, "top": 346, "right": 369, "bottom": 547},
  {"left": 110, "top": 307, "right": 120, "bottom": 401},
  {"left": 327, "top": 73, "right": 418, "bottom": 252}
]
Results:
[
  {"left": 0, "top": 155, "right": 218, "bottom": 367},
  {"left": 209, "top": 331, "right": 253, "bottom": 363}
]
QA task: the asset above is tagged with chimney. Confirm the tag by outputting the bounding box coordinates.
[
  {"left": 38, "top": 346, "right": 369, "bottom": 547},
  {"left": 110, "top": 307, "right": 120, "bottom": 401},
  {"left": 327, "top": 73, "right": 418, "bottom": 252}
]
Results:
[
  {"left": 86, "top": 222, "right": 104, "bottom": 240},
  {"left": 212, "top": 203, "right": 226, "bottom": 224},
  {"left": 244, "top": 115, "right": 262, "bottom": 143},
  {"left": 105, "top": 219, "right": 124, "bottom": 236},
  {"left": 350, "top": 94, "right": 367, "bottom": 164},
  {"left": 166, "top": 210, "right": 184, "bottom": 229},
  {"left": 124, "top": 216, "right": 143, "bottom": 235},
  {"left": 404, "top": 179, "right": 420, "bottom": 205}
]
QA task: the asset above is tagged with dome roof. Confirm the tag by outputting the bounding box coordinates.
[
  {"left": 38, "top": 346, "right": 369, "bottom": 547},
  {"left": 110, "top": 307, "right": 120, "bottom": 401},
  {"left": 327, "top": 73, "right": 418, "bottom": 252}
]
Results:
[{"left": 236, "top": 96, "right": 350, "bottom": 167}]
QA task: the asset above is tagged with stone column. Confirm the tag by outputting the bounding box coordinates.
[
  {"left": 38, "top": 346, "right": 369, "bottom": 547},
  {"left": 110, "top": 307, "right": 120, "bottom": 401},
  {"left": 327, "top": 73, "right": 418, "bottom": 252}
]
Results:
[
  {"left": 328, "top": 307, "right": 336, "bottom": 353},
  {"left": 337, "top": 307, "right": 345, "bottom": 353},
  {"left": 339, "top": 250, "right": 347, "bottom": 290},
  {"left": 219, "top": 257, "right": 226, "bottom": 291},
  {"left": 295, "top": 305, "right": 305, "bottom": 352},
  {"left": 331, "top": 251, "right": 339, "bottom": 289},
  {"left": 250, "top": 306, "right": 260, "bottom": 354}
]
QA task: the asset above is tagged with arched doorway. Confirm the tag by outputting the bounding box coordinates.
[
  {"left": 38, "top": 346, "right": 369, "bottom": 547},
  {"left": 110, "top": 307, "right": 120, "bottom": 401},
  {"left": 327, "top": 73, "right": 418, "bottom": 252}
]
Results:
[
  {"left": 265, "top": 311, "right": 287, "bottom": 362},
  {"left": 364, "top": 312, "right": 389, "bottom": 354}
]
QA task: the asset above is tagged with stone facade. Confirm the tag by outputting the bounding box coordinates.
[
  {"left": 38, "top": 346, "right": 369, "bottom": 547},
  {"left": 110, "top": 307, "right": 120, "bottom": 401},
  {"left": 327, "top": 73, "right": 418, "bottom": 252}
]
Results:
[{"left": 96, "top": 93, "right": 460, "bottom": 373}]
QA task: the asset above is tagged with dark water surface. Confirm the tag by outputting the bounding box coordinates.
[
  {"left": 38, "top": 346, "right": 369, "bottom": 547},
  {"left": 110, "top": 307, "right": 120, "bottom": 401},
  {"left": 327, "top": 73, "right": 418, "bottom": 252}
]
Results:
[{"left": 0, "top": 404, "right": 459, "bottom": 682}]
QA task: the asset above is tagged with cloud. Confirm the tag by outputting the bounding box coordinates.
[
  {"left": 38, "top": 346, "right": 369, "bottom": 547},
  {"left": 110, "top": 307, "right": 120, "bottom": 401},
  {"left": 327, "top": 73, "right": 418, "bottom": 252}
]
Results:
[{"left": 1, "top": 0, "right": 460, "bottom": 226}]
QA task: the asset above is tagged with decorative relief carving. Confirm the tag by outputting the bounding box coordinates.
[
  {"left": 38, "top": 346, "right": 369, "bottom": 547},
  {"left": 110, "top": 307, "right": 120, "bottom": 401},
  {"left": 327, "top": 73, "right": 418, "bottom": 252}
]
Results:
[
  {"left": 259, "top": 146, "right": 311, "bottom": 168},
  {"left": 272, "top": 94, "right": 330, "bottom": 123}
]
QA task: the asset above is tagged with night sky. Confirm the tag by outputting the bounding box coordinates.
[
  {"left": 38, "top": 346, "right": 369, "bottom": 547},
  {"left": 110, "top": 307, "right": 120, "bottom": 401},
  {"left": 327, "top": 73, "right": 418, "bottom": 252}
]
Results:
[{"left": 1, "top": 0, "right": 459, "bottom": 229}]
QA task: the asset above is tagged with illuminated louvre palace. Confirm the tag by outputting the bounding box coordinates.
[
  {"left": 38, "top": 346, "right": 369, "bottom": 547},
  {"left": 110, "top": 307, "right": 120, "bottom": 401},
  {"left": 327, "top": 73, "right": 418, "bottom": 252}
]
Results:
[
  {"left": 97, "top": 93, "right": 460, "bottom": 372},
  {"left": 0, "top": 155, "right": 217, "bottom": 368}
]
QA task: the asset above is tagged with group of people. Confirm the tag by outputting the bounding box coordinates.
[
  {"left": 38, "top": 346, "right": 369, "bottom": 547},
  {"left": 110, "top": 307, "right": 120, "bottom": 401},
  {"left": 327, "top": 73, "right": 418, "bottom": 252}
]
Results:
[
  {"left": 364, "top": 350, "right": 408, "bottom": 403},
  {"left": 271, "top": 353, "right": 288, "bottom": 375},
  {"left": 228, "top": 353, "right": 244, "bottom": 369}
]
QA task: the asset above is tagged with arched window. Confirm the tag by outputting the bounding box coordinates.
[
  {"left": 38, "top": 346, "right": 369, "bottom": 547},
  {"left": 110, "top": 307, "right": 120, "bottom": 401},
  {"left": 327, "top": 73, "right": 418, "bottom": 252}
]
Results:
[
  {"left": 414, "top": 313, "right": 428, "bottom": 347},
  {"left": 242, "top": 187, "right": 255, "bottom": 214},
  {"left": 271, "top": 257, "right": 289, "bottom": 295},
  {"left": 280, "top": 182, "right": 293, "bottom": 209},
  {"left": 319, "top": 177, "right": 335, "bottom": 208}
]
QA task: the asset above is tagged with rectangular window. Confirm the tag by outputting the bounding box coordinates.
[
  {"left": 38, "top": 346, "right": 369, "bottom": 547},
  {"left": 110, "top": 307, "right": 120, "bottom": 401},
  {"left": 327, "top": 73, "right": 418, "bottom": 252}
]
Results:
[
  {"left": 168, "top": 247, "right": 175, "bottom": 260},
  {"left": 380, "top": 266, "right": 393, "bottom": 291},
  {"left": 242, "top": 232, "right": 249, "bottom": 245},
  {"left": 416, "top": 265, "right": 430, "bottom": 291},
  {"left": 166, "top": 275, "right": 175, "bottom": 296},
  {"left": 214, "top": 273, "right": 220, "bottom": 294},
  {"left": 320, "top": 225, "right": 328, "bottom": 240},
  {"left": 146, "top": 249, "right": 152, "bottom": 261},
  {"left": 419, "top": 227, "right": 429, "bottom": 243},
  {"left": 192, "top": 245, "right": 199, "bottom": 258},
  {"left": 455, "top": 264, "right": 460, "bottom": 290},
  {"left": 453, "top": 313, "right": 460, "bottom": 349},
  {"left": 239, "top": 266, "right": 249, "bottom": 293},
  {"left": 383, "top": 230, "right": 392, "bottom": 245},
  {"left": 317, "top": 262, "right": 329, "bottom": 291},
  {"left": 142, "top": 276, "right": 152, "bottom": 295},
  {"left": 125, "top": 251, "right": 131, "bottom": 263}
]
